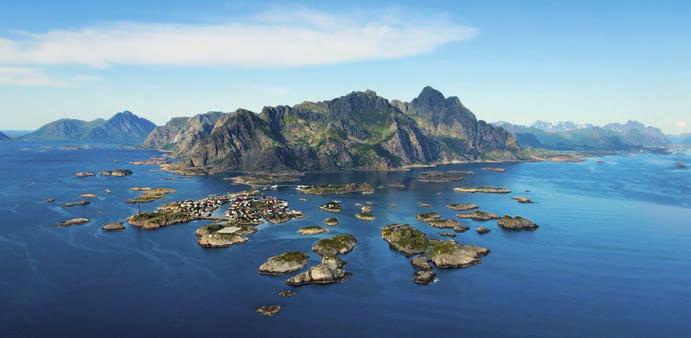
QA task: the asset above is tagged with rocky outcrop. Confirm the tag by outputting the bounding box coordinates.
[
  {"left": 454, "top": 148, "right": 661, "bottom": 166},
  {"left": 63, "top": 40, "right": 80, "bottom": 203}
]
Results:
[
  {"left": 497, "top": 216, "right": 539, "bottom": 230},
  {"left": 148, "top": 87, "right": 525, "bottom": 172},
  {"left": 102, "top": 222, "right": 125, "bottom": 231},
  {"left": 256, "top": 305, "right": 281, "bottom": 317},
  {"left": 99, "top": 169, "right": 133, "bottom": 177},
  {"left": 312, "top": 234, "right": 357, "bottom": 256},
  {"left": 58, "top": 218, "right": 89, "bottom": 226},
  {"left": 258, "top": 252, "right": 309, "bottom": 275},
  {"left": 414, "top": 270, "right": 437, "bottom": 285},
  {"left": 286, "top": 255, "right": 349, "bottom": 286},
  {"left": 22, "top": 111, "right": 155, "bottom": 144},
  {"left": 381, "top": 224, "right": 429, "bottom": 256},
  {"left": 195, "top": 224, "right": 256, "bottom": 248},
  {"left": 446, "top": 203, "right": 478, "bottom": 211},
  {"left": 298, "top": 226, "right": 328, "bottom": 235},
  {"left": 457, "top": 210, "right": 499, "bottom": 221},
  {"left": 410, "top": 255, "right": 432, "bottom": 270},
  {"left": 426, "top": 240, "right": 490, "bottom": 268}
]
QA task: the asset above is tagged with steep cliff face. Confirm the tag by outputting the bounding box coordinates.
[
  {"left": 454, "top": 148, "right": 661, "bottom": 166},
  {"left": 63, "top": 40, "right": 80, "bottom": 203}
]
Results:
[
  {"left": 143, "top": 112, "right": 223, "bottom": 151},
  {"left": 149, "top": 87, "right": 525, "bottom": 172},
  {"left": 22, "top": 111, "right": 156, "bottom": 144},
  {"left": 394, "top": 86, "right": 522, "bottom": 161}
]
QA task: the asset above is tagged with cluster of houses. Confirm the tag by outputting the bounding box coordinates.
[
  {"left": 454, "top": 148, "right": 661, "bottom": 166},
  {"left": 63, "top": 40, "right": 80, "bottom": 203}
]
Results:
[
  {"left": 226, "top": 192, "right": 302, "bottom": 224},
  {"left": 159, "top": 194, "right": 233, "bottom": 219}
]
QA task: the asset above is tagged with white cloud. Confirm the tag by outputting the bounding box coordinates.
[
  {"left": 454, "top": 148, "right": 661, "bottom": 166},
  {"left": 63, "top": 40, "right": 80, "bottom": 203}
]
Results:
[
  {"left": 0, "top": 8, "right": 475, "bottom": 68},
  {"left": 0, "top": 67, "right": 66, "bottom": 87},
  {"left": 676, "top": 120, "right": 688, "bottom": 129}
]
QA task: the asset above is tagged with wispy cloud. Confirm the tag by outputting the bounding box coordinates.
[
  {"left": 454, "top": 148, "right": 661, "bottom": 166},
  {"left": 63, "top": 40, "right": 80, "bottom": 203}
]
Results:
[
  {"left": 0, "top": 8, "right": 475, "bottom": 68},
  {"left": 0, "top": 67, "right": 66, "bottom": 87}
]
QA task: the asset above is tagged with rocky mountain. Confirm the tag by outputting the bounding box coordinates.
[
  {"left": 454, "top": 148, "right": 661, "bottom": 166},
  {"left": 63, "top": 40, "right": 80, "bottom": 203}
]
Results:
[
  {"left": 22, "top": 111, "right": 156, "bottom": 144},
  {"left": 147, "top": 87, "right": 525, "bottom": 172},
  {"left": 143, "top": 111, "right": 223, "bottom": 151},
  {"left": 0, "top": 131, "right": 11, "bottom": 141},
  {"left": 493, "top": 120, "right": 667, "bottom": 150},
  {"left": 602, "top": 121, "right": 669, "bottom": 147}
]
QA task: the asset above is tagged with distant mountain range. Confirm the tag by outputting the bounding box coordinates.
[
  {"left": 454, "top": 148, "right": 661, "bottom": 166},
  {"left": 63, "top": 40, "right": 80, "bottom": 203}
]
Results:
[
  {"left": 144, "top": 87, "right": 524, "bottom": 172},
  {"left": 493, "top": 120, "right": 669, "bottom": 150},
  {"left": 21, "top": 111, "right": 156, "bottom": 144},
  {"left": 0, "top": 131, "right": 11, "bottom": 141}
]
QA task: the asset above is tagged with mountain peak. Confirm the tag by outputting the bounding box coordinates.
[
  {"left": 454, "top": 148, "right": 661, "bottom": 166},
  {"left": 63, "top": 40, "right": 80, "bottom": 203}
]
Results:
[{"left": 416, "top": 86, "right": 446, "bottom": 101}]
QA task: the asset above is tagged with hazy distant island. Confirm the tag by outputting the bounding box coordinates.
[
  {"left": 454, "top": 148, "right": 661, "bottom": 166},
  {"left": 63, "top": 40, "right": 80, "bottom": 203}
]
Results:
[
  {"left": 20, "top": 111, "right": 156, "bottom": 144},
  {"left": 0, "top": 131, "right": 11, "bottom": 141},
  {"left": 492, "top": 120, "right": 670, "bottom": 151}
]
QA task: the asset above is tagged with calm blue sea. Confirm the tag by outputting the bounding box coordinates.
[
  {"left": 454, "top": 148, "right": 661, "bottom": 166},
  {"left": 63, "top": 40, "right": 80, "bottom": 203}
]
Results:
[{"left": 1, "top": 141, "right": 690, "bottom": 338}]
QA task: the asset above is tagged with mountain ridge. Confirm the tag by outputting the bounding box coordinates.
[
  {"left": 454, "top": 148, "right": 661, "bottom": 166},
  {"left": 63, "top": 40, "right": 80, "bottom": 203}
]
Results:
[{"left": 145, "top": 87, "right": 525, "bottom": 172}]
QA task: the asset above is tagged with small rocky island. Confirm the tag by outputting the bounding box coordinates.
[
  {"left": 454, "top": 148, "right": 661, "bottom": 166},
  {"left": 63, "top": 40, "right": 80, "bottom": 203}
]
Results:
[
  {"left": 75, "top": 171, "right": 95, "bottom": 177},
  {"left": 454, "top": 186, "right": 511, "bottom": 194},
  {"left": 497, "top": 216, "right": 539, "bottom": 230},
  {"left": 228, "top": 173, "right": 302, "bottom": 186},
  {"left": 418, "top": 170, "right": 473, "bottom": 183},
  {"left": 355, "top": 212, "right": 376, "bottom": 221},
  {"left": 58, "top": 218, "right": 89, "bottom": 227},
  {"left": 380, "top": 223, "right": 489, "bottom": 285},
  {"left": 297, "top": 183, "right": 374, "bottom": 195},
  {"left": 319, "top": 201, "right": 342, "bottom": 212},
  {"left": 286, "top": 255, "right": 349, "bottom": 286},
  {"left": 99, "top": 169, "right": 133, "bottom": 177},
  {"left": 102, "top": 222, "right": 125, "bottom": 232},
  {"left": 512, "top": 196, "right": 534, "bottom": 204},
  {"left": 258, "top": 251, "right": 309, "bottom": 275},
  {"left": 457, "top": 210, "right": 500, "bottom": 221},
  {"left": 298, "top": 226, "right": 328, "bottom": 235},
  {"left": 324, "top": 217, "right": 339, "bottom": 226},
  {"left": 256, "top": 305, "right": 281, "bottom": 317},
  {"left": 312, "top": 234, "right": 357, "bottom": 256},
  {"left": 63, "top": 200, "right": 90, "bottom": 207},
  {"left": 195, "top": 223, "right": 257, "bottom": 248},
  {"left": 127, "top": 187, "right": 175, "bottom": 204},
  {"left": 416, "top": 212, "right": 441, "bottom": 222},
  {"left": 446, "top": 203, "right": 478, "bottom": 211},
  {"left": 676, "top": 161, "right": 688, "bottom": 169},
  {"left": 482, "top": 167, "right": 506, "bottom": 172}
]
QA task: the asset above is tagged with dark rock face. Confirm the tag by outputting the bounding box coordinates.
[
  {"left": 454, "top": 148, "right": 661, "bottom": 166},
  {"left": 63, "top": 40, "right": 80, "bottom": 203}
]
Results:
[
  {"left": 143, "top": 112, "right": 223, "bottom": 152},
  {"left": 22, "top": 111, "right": 156, "bottom": 144},
  {"left": 148, "top": 87, "right": 525, "bottom": 172},
  {"left": 414, "top": 270, "right": 437, "bottom": 285},
  {"left": 286, "top": 255, "right": 349, "bottom": 286}
]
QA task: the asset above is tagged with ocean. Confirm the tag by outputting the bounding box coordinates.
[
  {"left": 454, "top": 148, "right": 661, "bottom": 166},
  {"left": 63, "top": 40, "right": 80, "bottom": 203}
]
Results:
[{"left": 1, "top": 141, "right": 689, "bottom": 338}]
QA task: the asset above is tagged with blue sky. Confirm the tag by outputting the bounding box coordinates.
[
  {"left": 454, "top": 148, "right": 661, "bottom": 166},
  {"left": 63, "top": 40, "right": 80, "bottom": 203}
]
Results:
[{"left": 1, "top": 0, "right": 689, "bottom": 133}]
